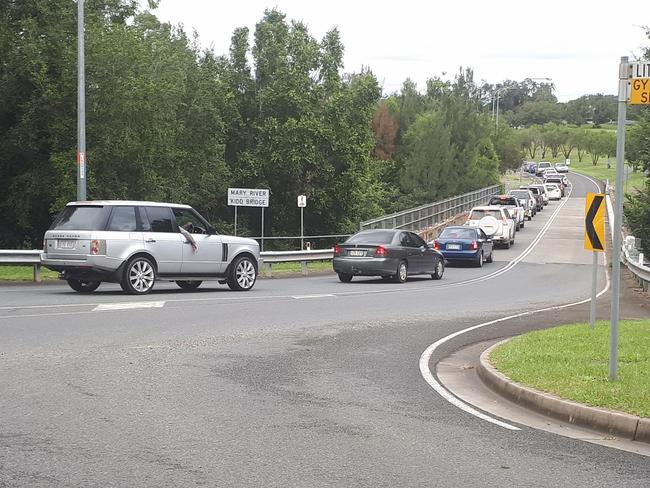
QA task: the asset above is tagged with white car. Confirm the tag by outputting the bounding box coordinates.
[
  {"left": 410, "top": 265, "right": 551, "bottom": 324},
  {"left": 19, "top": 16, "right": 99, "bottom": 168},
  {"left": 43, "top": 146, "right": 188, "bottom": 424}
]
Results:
[
  {"left": 544, "top": 183, "right": 562, "bottom": 200},
  {"left": 536, "top": 161, "right": 553, "bottom": 176},
  {"left": 466, "top": 206, "right": 516, "bottom": 248},
  {"left": 555, "top": 163, "right": 569, "bottom": 173},
  {"left": 508, "top": 189, "right": 536, "bottom": 220},
  {"left": 488, "top": 195, "right": 525, "bottom": 230}
]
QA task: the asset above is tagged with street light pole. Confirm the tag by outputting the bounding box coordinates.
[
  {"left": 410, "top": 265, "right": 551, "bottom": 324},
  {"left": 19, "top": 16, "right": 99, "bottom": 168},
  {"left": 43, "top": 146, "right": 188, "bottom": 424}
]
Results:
[{"left": 77, "top": 0, "right": 87, "bottom": 201}]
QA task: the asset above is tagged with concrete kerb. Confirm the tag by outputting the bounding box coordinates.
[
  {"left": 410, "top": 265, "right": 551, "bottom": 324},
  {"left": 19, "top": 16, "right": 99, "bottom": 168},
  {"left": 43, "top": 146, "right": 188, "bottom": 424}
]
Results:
[{"left": 478, "top": 339, "right": 650, "bottom": 444}]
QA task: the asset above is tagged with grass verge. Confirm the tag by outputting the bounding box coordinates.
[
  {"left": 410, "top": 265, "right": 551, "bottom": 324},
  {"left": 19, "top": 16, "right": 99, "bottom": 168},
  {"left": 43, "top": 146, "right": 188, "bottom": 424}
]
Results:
[
  {"left": 262, "top": 260, "right": 333, "bottom": 276},
  {"left": 0, "top": 265, "right": 59, "bottom": 281},
  {"left": 490, "top": 320, "right": 650, "bottom": 418}
]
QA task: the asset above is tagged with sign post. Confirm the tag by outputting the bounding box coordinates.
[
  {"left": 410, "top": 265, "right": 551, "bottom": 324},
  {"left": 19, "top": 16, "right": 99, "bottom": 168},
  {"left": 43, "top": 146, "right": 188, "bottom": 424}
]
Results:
[
  {"left": 298, "top": 195, "right": 307, "bottom": 250},
  {"left": 227, "top": 188, "right": 270, "bottom": 250},
  {"left": 584, "top": 192, "right": 606, "bottom": 329}
]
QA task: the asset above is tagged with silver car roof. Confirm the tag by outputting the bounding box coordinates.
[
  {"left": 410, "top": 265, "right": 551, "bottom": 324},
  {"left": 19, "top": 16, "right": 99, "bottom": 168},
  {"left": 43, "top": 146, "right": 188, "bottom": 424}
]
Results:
[{"left": 66, "top": 200, "right": 192, "bottom": 209}]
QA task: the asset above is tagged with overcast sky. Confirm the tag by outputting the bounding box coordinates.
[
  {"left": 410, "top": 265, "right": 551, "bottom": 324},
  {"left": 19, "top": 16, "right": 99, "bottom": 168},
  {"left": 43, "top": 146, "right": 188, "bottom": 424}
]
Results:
[{"left": 148, "top": 0, "right": 649, "bottom": 102}]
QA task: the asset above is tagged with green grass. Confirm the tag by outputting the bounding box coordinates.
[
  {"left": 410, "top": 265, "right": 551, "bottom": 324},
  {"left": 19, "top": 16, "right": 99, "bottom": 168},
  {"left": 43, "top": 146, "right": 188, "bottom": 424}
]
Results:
[
  {"left": 0, "top": 265, "right": 59, "bottom": 281},
  {"left": 262, "top": 260, "right": 333, "bottom": 276},
  {"left": 501, "top": 171, "right": 536, "bottom": 193},
  {"left": 490, "top": 320, "right": 650, "bottom": 418}
]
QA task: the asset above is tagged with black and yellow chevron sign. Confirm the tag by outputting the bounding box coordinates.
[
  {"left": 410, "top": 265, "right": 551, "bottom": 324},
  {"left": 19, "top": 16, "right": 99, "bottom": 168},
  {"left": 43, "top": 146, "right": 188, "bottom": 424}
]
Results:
[{"left": 585, "top": 193, "right": 606, "bottom": 252}]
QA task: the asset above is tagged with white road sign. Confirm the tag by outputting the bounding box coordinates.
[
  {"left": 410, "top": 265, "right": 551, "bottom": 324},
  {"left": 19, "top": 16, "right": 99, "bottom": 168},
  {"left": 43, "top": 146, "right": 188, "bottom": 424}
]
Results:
[
  {"left": 297, "top": 195, "right": 307, "bottom": 208},
  {"left": 631, "top": 62, "right": 650, "bottom": 78},
  {"left": 228, "top": 188, "right": 269, "bottom": 207}
]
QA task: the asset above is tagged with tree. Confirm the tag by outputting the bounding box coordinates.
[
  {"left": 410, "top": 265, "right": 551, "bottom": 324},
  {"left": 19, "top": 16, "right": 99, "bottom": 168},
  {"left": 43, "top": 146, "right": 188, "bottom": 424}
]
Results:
[
  {"left": 541, "top": 123, "right": 565, "bottom": 159},
  {"left": 627, "top": 111, "right": 650, "bottom": 172},
  {"left": 372, "top": 100, "right": 398, "bottom": 160},
  {"left": 585, "top": 131, "right": 612, "bottom": 166}
]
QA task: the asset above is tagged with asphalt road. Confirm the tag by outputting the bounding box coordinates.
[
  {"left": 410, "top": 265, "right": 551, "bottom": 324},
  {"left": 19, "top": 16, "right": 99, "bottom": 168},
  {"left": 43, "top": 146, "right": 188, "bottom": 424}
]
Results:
[{"left": 1, "top": 172, "right": 649, "bottom": 487}]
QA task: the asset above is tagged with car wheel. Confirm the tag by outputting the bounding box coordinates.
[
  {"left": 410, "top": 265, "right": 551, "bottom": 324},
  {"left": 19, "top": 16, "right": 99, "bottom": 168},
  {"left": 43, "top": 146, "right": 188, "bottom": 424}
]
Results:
[
  {"left": 394, "top": 261, "right": 408, "bottom": 283},
  {"left": 476, "top": 252, "right": 484, "bottom": 268},
  {"left": 527, "top": 215, "right": 532, "bottom": 221},
  {"left": 227, "top": 255, "right": 257, "bottom": 291},
  {"left": 338, "top": 273, "right": 353, "bottom": 283},
  {"left": 520, "top": 220, "right": 525, "bottom": 228},
  {"left": 176, "top": 280, "right": 202, "bottom": 290},
  {"left": 122, "top": 256, "right": 156, "bottom": 295},
  {"left": 486, "top": 251, "right": 493, "bottom": 263},
  {"left": 431, "top": 258, "right": 444, "bottom": 280},
  {"left": 66, "top": 278, "right": 100, "bottom": 293},
  {"left": 503, "top": 239, "right": 511, "bottom": 249}
]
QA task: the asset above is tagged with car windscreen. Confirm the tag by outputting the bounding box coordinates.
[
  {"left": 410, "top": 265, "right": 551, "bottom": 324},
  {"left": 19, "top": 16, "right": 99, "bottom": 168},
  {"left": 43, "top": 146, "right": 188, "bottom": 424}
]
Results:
[
  {"left": 469, "top": 209, "right": 502, "bottom": 220},
  {"left": 346, "top": 230, "right": 395, "bottom": 245},
  {"left": 439, "top": 228, "right": 476, "bottom": 239},
  {"left": 50, "top": 205, "right": 109, "bottom": 231}
]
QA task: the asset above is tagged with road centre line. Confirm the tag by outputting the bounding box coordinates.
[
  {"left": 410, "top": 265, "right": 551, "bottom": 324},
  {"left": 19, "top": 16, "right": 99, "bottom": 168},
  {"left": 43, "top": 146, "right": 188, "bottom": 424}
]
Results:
[
  {"left": 291, "top": 294, "right": 335, "bottom": 299},
  {"left": 93, "top": 301, "right": 165, "bottom": 311}
]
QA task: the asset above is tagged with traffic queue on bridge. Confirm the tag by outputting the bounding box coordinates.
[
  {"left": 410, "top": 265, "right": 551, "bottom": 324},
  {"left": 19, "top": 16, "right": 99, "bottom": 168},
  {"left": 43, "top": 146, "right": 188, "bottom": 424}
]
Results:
[{"left": 333, "top": 163, "right": 569, "bottom": 282}]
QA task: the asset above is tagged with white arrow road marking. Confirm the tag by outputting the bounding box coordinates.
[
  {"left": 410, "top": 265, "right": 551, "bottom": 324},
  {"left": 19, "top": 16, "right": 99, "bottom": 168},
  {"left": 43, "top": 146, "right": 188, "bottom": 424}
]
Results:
[{"left": 93, "top": 301, "right": 165, "bottom": 311}]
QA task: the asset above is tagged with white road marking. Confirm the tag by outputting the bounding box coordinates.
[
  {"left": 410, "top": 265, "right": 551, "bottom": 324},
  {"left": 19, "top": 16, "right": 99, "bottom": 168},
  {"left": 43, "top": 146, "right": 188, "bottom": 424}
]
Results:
[
  {"left": 420, "top": 172, "right": 609, "bottom": 430},
  {"left": 93, "top": 301, "right": 165, "bottom": 311},
  {"left": 291, "top": 294, "right": 335, "bottom": 299}
]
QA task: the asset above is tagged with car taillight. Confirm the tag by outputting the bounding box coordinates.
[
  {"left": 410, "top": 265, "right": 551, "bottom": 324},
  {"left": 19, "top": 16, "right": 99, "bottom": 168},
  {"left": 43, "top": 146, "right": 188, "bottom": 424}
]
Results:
[
  {"left": 333, "top": 245, "right": 341, "bottom": 257},
  {"left": 90, "top": 239, "right": 105, "bottom": 255},
  {"left": 375, "top": 246, "right": 388, "bottom": 257},
  {"left": 433, "top": 240, "right": 440, "bottom": 250},
  {"left": 470, "top": 241, "right": 478, "bottom": 250}
]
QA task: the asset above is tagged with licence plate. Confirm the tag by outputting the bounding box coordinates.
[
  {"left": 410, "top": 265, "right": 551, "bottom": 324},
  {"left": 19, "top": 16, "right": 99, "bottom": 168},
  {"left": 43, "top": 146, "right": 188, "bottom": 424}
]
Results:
[
  {"left": 57, "top": 240, "right": 76, "bottom": 250},
  {"left": 348, "top": 250, "right": 366, "bottom": 257},
  {"left": 446, "top": 244, "right": 461, "bottom": 250}
]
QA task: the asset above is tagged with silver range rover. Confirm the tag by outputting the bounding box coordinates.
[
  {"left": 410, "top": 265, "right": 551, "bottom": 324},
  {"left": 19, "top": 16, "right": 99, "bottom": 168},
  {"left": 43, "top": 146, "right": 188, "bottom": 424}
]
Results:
[{"left": 42, "top": 201, "right": 260, "bottom": 294}]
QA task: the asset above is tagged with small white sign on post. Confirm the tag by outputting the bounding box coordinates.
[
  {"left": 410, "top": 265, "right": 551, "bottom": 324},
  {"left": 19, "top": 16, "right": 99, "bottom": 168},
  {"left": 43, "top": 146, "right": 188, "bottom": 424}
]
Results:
[
  {"left": 227, "top": 188, "right": 269, "bottom": 207},
  {"left": 297, "top": 195, "right": 307, "bottom": 208},
  {"left": 565, "top": 158, "right": 571, "bottom": 166}
]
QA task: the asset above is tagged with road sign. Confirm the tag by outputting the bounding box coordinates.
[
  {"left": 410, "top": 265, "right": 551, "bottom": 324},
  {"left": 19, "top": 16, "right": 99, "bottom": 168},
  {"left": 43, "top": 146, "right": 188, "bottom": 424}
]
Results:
[
  {"left": 631, "top": 61, "right": 650, "bottom": 78},
  {"left": 584, "top": 192, "right": 605, "bottom": 252},
  {"left": 227, "top": 188, "right": 269, "bottom": 207},
  {"left": 297, "top": 195, "right": 307, "bottom": 208},
  {"left": 630, "top": 78, "right": 650, "bottom": 105},
  {"left": 629, "top": 62, "right": 650, "bottom": 105}
]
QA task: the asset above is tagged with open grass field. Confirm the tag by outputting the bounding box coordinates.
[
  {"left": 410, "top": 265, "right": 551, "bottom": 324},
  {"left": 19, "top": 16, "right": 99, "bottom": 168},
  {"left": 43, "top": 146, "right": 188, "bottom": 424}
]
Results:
[{"left": 490, "top": 320, "right": 650, "bottom": 418}]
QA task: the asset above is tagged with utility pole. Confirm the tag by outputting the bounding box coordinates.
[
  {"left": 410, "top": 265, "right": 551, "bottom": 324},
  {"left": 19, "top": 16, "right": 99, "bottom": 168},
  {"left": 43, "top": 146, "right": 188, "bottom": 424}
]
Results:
[
  {"left": 77, "top": 0, "right": 87, "bottom": 201},
  {"left": 609, "top": 56, "right": 630, "bottom": 380}
]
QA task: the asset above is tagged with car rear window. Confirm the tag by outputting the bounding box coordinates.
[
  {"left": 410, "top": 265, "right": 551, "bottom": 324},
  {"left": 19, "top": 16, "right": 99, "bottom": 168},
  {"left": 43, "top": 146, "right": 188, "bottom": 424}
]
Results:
[
  {"left": 509, "top": 191, "right": 530, "bottom": 199},
  {"left": 489, "top": 197, "right": 517, "bottom": 206},
  {"left": 440, "top": 228, "right": 476, "bottom": 239},
  {"left": 346, "top": 230, "right": 395, "bottom": 244},
  {"left": 50, "top": 205, "right": 109, "bottom": 231},
  {"left": 469, "top": 209, "right": 502, "bottom": 220}
]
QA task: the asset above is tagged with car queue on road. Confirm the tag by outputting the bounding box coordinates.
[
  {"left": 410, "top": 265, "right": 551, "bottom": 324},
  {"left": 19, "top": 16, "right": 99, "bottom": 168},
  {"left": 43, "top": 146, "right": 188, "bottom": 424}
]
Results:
[
  {"left": 41, "top": 164, "right": 570, "bottom": 292},
  {"left": 332, "top": 162, "right": 571, "bottom": 281}
]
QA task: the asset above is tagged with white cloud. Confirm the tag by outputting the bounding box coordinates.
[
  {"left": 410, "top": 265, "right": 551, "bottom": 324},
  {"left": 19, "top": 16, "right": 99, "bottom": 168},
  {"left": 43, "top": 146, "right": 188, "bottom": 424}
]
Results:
[{"left": 147, "top": 0, "right": 649, "bottom": 101}]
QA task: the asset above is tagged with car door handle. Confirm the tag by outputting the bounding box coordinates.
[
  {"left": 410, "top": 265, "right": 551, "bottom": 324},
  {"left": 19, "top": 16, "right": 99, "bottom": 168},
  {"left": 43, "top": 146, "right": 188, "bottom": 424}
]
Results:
[{"left": 145, "top": 239, "right": 156, "bottom": 243}]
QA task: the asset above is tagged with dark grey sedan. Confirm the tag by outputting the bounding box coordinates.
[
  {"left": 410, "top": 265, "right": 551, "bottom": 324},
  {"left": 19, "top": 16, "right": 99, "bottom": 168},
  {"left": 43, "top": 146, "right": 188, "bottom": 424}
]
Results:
[{"left": 333, "top": 229, "right": 445, "bottom": 283}]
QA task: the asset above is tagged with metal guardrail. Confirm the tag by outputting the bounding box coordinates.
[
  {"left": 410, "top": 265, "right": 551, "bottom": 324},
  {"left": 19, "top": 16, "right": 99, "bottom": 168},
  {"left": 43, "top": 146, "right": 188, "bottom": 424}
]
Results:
[
  {"left": 359, "top": 184, "right": 502, "bottom": 232},
  {"left": 0, "top": 250, "right": 43, "bottom": 282},
  {"left": 0, "top": 249, "right": 334, "bottom": 280},
  {"left": 605, "top": 185, "right": 649, "bottom": 292}
]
